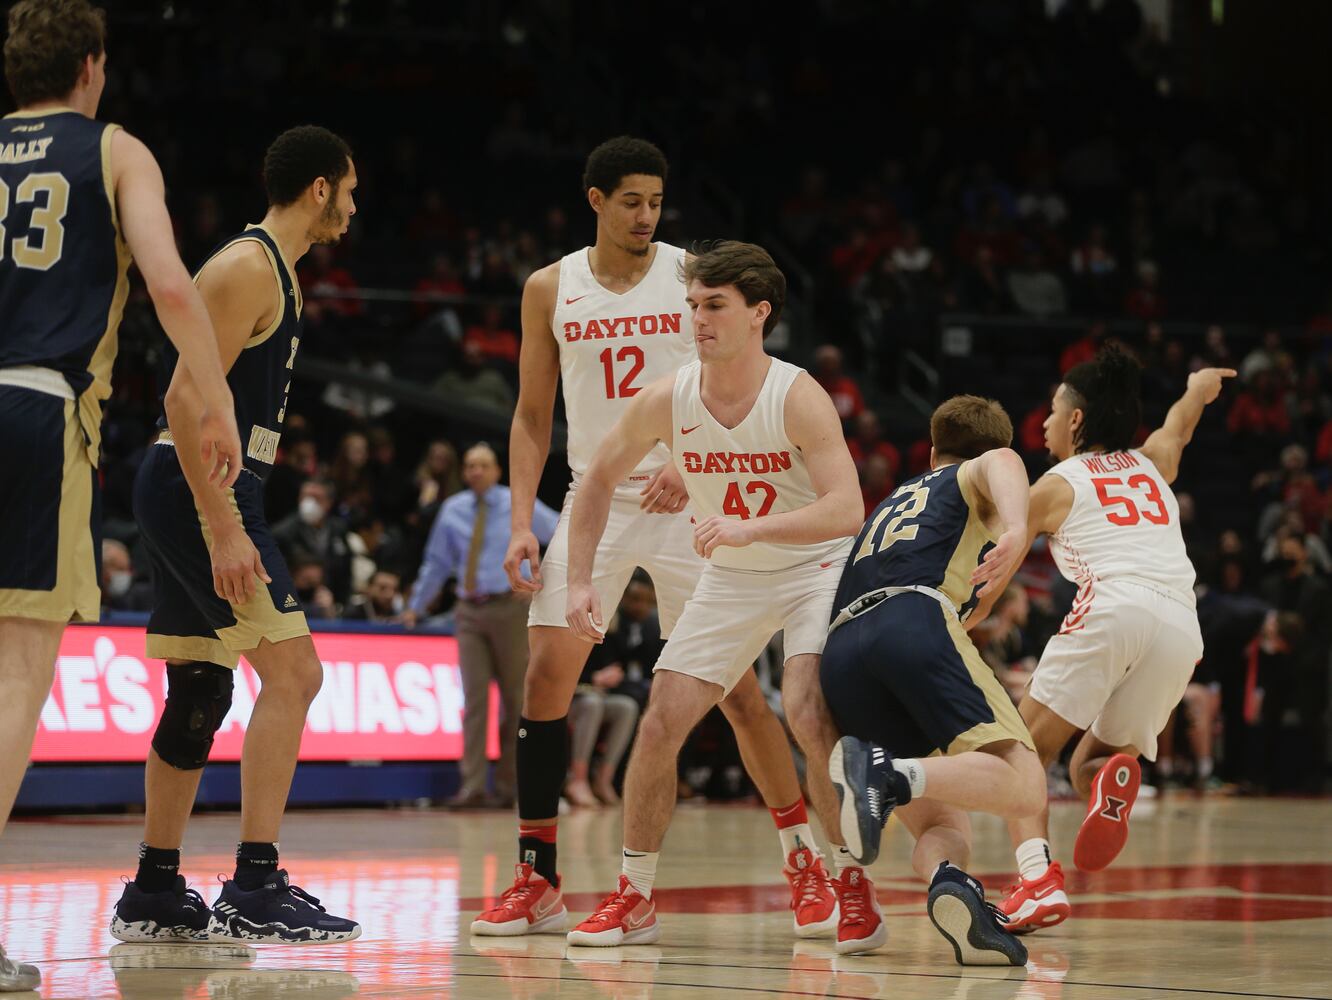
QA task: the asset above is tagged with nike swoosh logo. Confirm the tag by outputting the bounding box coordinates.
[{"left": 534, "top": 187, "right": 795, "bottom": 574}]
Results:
[
  {"left": 624, "top": 908, "right": 653, "bottom": 930},
  {"left": 532, "top": 896, "right": 560, "bottom": 919},
  {"left": 774, "top": 804, "right": 801, "bottom": 819},
  {"left": 1033, "top": 886, "right": 1056, "bottom": 899},
  {"left": 623, "top": 851, "right": 648, "bottom": 858},
  {"left": 680, "top": 424, "right": 701, "bottom": 435},
  {"left": 565, "top": 295, "right": 587, "bottom": 305},
  {"left": 820, "top": 562, "right": 833, "bottom": 569}
]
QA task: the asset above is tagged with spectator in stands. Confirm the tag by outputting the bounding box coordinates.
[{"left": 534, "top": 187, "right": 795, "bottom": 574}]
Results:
[
  {"left": 344, "top": 569, "right": 404, "bottom": 623},
  {"left": 1059, "top": 321, "right": 1106, "bottom": 374},
  {"left": 367, "top": 426, "right": 413, "bottom": 522},
  {"left": 1007, "top": 246, "right": 1067, "bottom": 318},
  {"left": 291, "top": 554, "right": 338, "bottom": 621},
  {"left": 812, "top": 344, "right": 864, "bottom": 423},
  {"left": 975, "top": 584, "right": 1037, "bottom": 704},
  {"left": 847, "top": 410, "right": 901, "bottom": 478},
  {"left": 1123, "top": 260, "right": 1165, "bottom": 320},
  {"left": 415, "top": 439, "right": 463, "bottom": 510},
  {"left": 891, "top": 221, "right": 933, "bottom": 276},
  {"left": 955, "top": 245, "right": 1008, "bottom": 314},
  {"left": 100, "top": 539, "right": 153, "bottom": 612},
  {"left": 463, "top": 303, "right": 520, "bottom": 367},
  {"left": 432, "top": 339, "right": 514, "bottom": 414},
  {"left": 403, "top": 444, "right": 559, "bottom": 808},
  {"left": 861, "top": 453, "right": 894, "bottom": 517},
  {"left": 331, "top": 431, "right": 374, "bottom": 517},
  {"left": 1240, "top": 329, "right": 1285, "bottom": 383},
  {"left": 265, "top": 432, "right": 319, "bottom": 525},
  {"left": 273, "top": 481, "right": 352, "bottom": 604},
  {"left": 566, "top": 658, "right": 642, "bottom": 808},
  {"left": 1018, "top": 390, "right": 1055, "bottom": 456},
  {"left": 300, "top": 244, "right": 363, "bottom": 327},
  {"left": 1259, "top": 531, "right": 1332, "bottom": 791},
  {"left": 1016, "top": 170, "right": 1068, "bottom": 228},
  {"left": 345, "top": 508, "right": 397, "bottom": 596},
  {"left": 1069, "top": 223, "right": 1119, "bottom": 311},
  {"left": 414, "top": 253, "right": 465, "bottom": 330}
]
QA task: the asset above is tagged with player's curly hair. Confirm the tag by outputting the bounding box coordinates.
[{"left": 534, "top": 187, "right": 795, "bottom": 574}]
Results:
[
  {"left": 583, "top": 136, "right": 668, "bottom": 195},
  {"left": 1063, "top": 343, "right": 1142, "bottom": 453},
  {"left": 4, "top": 0, "right": 105, "bottom": 107},
  {"left": 263, "top": 126, "right": 353, "bottom": 208}
]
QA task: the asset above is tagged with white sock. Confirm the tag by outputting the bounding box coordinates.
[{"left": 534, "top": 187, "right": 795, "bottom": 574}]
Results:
[
  {"left": 1016, "top": 837, "right": 1052, "bottom": 882},
  {"left": 1156, "top": 757, "right": 1174, "bottom": 778},
  {"left": 779, "top": 823, "right": 819, "bottom": 860},
  {"left": 1197, "top": 756, "right": 1214, "bottom": 780},
  {"left": 892, "top": 758, "right": 927, "bottom": 799},
  {"left": 621, "top": 848, "right": 659, "bottom": 898},
  {"left": 831, "top": 844, "right": 857, "bottom": 876}
]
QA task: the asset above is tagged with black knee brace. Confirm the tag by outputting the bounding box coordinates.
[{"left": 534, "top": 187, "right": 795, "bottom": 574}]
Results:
[
  {"left": 151, "top": 661, "right": 235, "bottom": 770},
  {"left": 516, "top": 716, "right": 569, "bottom": 819}
]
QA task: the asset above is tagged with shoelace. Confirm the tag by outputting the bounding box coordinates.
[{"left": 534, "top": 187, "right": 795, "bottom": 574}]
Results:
[
  {"left": 181, "top": 887, "right": 207, "bottom": 911},
  {"left": 285, "top": 883, "right": 327, "bottom": 913},
  {"left": 584, "top": 889, "right": 633, "bottom": 925},
  {"left": 837, "top": 882, "right": 872, "bottom": 924},
  {"left": 790, "top": 866, "right": 829, "bottom": 911},
  {"left": 495, "top": 878, "right": 542, "bottom": 912}
]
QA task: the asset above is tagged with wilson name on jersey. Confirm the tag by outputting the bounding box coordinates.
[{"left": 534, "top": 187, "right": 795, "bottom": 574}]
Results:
[
  {"left": 1046, "top": 448, "right": 1196, "bottom": 605},
  {"left": 157, "top": 224, "right": 302, "bottom": 481},
  {"left": 552, "top": 242, "right": 695, "bottom": 480},
  {"left": 0, "top": 109, "right": 131, "bottom": 462},
  {"left": 671, "top": 358, "right": 852, "bottom": 572},
  {"left": 832, "top": 463, "right": 997, "bottom": 622}
]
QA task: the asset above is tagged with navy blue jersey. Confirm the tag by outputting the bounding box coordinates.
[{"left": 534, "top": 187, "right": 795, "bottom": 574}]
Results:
[
  {"left": 0, "top": 109, "right": 130, "bottom": 457},
  {"left": 158, "top": 225, "right": 302, "bottom": 481},
  {"left": 831, "top": 463, "right": 999, "bottom": 621}
]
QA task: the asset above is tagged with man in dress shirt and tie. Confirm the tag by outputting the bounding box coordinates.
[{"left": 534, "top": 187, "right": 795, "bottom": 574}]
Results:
[{"left": 404, "top": 443, "right": 559, "bottom": 808}]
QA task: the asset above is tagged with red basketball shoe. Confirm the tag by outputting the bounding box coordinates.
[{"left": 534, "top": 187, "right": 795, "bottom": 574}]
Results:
[
  {"left": 470, "top": 863, "right": 568, "bottom": 936},
  {"left": 1074, "top": 754, "right": 1141, "bottom": 872},
  {"left": 786, "top": 847, "right": 839, "bottom": 938},
  {"left": 833, "top": 867, "right": 887, "bottom": 955},
  {"left": 566, "top": 876, "right": 660, "bottom": 947},
  {"left": 997, "top": 861, "right": 1070, "bottom": 933}
]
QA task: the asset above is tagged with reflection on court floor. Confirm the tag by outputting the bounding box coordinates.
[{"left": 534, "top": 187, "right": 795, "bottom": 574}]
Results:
[{"left": 1, "top": 797, "right": 1328, "bottom": 998}]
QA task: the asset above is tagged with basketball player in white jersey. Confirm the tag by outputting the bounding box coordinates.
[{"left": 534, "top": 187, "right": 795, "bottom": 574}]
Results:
[
  {"left": 472, "top": 141, "right": 839, "bottom": 939},
  {"left": 997, "top": 346, "right": 1235, "bottom": 931},
  {"left": 560, "top": 241, "right": 871, "bottom": 949}
]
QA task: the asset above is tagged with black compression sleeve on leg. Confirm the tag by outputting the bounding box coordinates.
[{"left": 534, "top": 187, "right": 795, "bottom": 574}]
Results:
[{"left": 516, "top": 716, "right": 569, "bottom": 821}]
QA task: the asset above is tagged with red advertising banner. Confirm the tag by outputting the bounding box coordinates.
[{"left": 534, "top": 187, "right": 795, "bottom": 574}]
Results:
[{"left": 32, "top": 626, "right": 498, "bottom": 762}]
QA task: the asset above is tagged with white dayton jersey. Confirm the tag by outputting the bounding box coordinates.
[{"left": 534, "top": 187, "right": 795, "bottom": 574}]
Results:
[
  {"left": 670, "top": 358, "right": 853, "bottom": 572},
  {"left": 1046, "top": 448, "right": 1197, "bottom": 615},
  {"left": 553, "top": 242, "right": 695, "bottom": 482}
]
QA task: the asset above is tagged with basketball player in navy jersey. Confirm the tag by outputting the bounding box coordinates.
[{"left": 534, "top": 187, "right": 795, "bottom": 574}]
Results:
[
  {"left": 822, "top": 396, "right": 1045, "bottom": 966},
  {"left": 0, "top": 1, "right": 242, "bottom": 987},
  {"left": 108, "top": 127, "right": 360, "bottom": 945}
]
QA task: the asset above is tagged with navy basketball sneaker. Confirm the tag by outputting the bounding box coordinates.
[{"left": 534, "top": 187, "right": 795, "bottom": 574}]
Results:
[
  {"left": 208, "top": 870, "right": 361, "bottom": 944},
  {"left": 110, "top": 876, "right": 212, "bottom": 943},
  {"left": 828, "top": 736, "right": 912, "bottom": 866},
  {"left": 927, "top": 864, "right": 1028, "bottom": 967}
]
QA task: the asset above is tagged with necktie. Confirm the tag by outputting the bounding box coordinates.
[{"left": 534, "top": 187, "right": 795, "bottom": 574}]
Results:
[{"left": 463, "top": 494, "right": 488, "bottom": 595}]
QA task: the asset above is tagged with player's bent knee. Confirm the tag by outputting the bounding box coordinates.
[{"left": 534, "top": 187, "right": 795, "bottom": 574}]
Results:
[
  {"left": 152, "top": 661, "right": 235, "bottom": 770},
  {"left": 636, "top": 706, "right": 689, "bottom": 755}
]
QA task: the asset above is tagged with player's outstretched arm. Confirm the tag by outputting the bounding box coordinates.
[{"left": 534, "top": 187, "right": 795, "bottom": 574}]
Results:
[
  {"left": 565, "top": 378, "right": 673, "bottom": 642},
  {"left": 963, "top": 448, "right": 1030, "bottom": 600},
  {"left": 504, "top": 263, "right": 561, "bottom": 592},
  {"left": 696, "top": 373, "right": 862, "bottom": 558},
  {"left": 112, "top": 129, "right": 241, "bottom": 488},
  {"left": 163, "top": 246, "right": 276, "bottom": 604},
  {"left": 1141, "top": 367, "right": 1237, "bottom": 484}
]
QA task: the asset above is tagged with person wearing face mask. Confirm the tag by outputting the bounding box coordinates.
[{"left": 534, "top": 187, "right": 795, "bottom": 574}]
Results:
[
  {"left": 272, "top": 479, "right": 351, "bottom": 604},
  {"left": 100, "top": 539, "right": 153, "bottom": 613},
  {"left": 404, "top": 443, "right": 559, "bottom": 809}
]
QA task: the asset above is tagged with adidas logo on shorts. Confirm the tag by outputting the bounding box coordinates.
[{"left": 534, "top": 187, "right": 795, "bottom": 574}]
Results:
[{"left": 283, "top": 594, "right": 298, "bottom": 609}]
